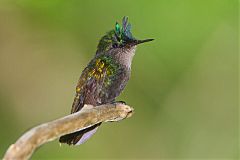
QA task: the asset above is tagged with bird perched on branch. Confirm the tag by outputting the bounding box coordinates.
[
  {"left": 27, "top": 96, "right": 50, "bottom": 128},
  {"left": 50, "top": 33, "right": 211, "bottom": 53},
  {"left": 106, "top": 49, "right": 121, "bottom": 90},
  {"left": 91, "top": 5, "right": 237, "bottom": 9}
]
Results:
[{"left": 59, "top": 16, "right": 153, "bottom": 145}]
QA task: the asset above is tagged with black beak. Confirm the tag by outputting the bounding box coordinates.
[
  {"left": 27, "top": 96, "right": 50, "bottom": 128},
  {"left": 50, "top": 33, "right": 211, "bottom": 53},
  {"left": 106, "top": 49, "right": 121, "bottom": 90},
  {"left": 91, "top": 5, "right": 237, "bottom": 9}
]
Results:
[{"left": 131, "top": 38, "right": 154, "bottom": 45}]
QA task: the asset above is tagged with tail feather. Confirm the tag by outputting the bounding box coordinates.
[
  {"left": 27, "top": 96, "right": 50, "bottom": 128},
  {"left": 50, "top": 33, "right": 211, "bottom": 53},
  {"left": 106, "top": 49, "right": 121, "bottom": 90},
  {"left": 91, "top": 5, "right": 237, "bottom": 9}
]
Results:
[{"left": 59, "top": 123, "right": 101, "bottom": 145}]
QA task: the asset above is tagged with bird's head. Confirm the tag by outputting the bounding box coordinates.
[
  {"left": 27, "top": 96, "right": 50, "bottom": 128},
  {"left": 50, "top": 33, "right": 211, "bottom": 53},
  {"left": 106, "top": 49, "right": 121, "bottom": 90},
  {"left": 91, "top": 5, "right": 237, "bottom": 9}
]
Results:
[{"left": 96, "top": 16, "right": 153, "bottom": 54}]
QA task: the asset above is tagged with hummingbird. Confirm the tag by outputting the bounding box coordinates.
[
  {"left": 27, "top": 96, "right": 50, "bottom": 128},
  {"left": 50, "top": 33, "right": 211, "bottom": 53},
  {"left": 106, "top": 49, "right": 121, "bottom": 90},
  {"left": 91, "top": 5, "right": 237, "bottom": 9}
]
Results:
[{"left": 59, "top": 16, "right": 153, "bottom": 145}]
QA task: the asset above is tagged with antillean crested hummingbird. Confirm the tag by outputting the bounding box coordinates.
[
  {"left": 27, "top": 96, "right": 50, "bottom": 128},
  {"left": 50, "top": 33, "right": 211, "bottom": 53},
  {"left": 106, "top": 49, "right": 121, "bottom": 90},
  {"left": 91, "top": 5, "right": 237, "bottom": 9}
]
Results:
[{"left": 59, "top": 16, "right": 153, "bottom": 145}]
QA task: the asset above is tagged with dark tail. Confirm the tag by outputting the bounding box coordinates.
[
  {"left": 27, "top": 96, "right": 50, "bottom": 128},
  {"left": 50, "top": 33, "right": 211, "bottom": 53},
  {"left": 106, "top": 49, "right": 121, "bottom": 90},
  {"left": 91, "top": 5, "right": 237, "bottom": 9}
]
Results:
[{"left": 59, "top": 123, "right": 101, "bottom": 145}]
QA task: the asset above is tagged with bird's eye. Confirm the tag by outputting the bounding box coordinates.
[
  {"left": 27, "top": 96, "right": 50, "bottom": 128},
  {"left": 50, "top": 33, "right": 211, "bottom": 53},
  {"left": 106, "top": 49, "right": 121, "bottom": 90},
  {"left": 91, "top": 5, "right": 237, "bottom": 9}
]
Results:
[{"left": 112, "top": 43, "right": 118, "bottom": 48}]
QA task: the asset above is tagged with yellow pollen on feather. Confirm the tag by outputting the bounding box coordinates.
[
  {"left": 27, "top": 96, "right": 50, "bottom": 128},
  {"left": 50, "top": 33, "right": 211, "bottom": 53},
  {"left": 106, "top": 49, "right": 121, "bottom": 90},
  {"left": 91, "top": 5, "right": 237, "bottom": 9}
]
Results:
[
  {"left": 98, "top": 68, "right": 102, "bottom": 73},
  {"left": 99, "top": 62, "right": 105, "bottom": 68},
  {"left": 95, "top": 74, "right": 100, "bottom": 79},
  {"left": 106, "top": 70, "right": 111, "bottom": 75},
  {"left": 96, "top": 59, "right": 101, "bottom": 65},
  {"left": 76, "top": 87, "right": 81, "bottom": 92},
  {"left": 88, "top": 69, "right": 96, "bottom": 77},
  {"left": 87, "top": 58, "right": 114, "bottom": 80}
]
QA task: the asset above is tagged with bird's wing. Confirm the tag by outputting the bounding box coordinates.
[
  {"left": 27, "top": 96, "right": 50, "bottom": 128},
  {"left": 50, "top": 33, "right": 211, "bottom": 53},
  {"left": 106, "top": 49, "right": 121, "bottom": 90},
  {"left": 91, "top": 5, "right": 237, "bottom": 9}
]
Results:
[{"left": 70, "top": 55, "right": 118, "bottom": 113}]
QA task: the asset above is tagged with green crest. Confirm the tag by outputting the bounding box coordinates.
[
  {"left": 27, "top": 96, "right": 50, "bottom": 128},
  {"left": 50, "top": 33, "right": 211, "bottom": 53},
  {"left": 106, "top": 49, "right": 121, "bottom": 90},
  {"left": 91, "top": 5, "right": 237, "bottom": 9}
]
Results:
[
  {"left": 115, "top": 16, "right": 134, "bottom": 40},
  {"left": 97, "top": 16, "right": 135, "bottom": 52}
]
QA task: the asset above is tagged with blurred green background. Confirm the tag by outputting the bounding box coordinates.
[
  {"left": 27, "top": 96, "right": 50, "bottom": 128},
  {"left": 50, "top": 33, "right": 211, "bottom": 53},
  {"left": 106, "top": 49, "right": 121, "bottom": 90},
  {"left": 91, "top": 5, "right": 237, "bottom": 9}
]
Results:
[{"left": 0, "top": 0, "right": 238, "bottom": 159}]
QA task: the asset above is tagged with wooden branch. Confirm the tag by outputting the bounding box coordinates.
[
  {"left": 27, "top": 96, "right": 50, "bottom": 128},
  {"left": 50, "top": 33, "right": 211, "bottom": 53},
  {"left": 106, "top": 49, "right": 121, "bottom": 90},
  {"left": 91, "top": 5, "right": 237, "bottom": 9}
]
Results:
[{"left": 3, "top": 103, "right": 134, "bottom": 160}]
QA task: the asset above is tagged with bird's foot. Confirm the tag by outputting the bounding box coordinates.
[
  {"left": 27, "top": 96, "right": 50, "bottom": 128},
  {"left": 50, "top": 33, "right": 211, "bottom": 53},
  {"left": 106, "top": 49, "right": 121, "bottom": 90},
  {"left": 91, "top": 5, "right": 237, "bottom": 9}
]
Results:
[{"left": 112, "top": 100, "right": 127, "bottom": 105}]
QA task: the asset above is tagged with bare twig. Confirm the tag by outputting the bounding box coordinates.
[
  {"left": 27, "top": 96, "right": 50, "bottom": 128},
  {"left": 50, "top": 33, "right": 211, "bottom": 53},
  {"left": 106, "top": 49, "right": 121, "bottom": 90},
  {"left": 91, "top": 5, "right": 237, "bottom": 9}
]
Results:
[{"left": 3, "top": 103, "right": 134, "bottom": 160}]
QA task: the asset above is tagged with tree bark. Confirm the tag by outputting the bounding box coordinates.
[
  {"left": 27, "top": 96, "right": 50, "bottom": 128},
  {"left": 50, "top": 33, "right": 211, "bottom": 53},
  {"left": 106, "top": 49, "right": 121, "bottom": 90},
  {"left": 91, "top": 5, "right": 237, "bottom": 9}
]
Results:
[{"left": 3, "top": 103, "right": 134, "bottom": 160}]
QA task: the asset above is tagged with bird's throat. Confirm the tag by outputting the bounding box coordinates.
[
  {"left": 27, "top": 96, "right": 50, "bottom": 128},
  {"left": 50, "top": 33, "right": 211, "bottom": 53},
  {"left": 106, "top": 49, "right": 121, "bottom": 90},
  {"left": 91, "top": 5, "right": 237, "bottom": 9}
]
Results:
[{"left": 113, "top": 46, "right": 136, "bottom": 68}]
